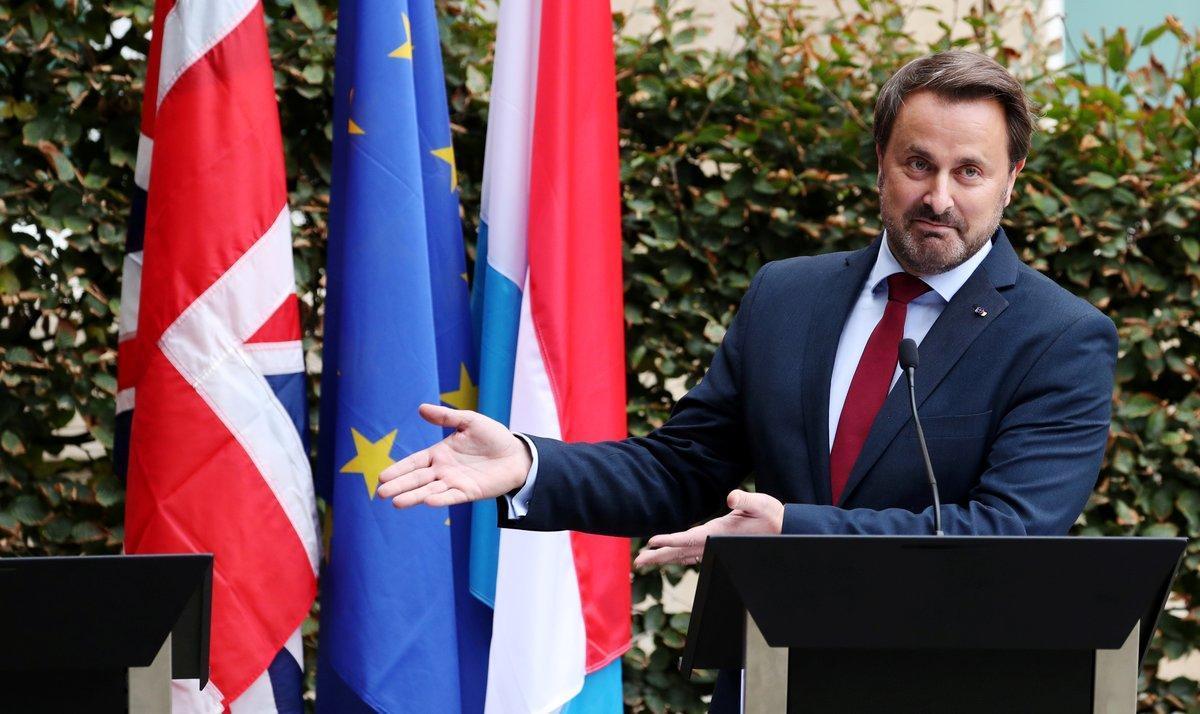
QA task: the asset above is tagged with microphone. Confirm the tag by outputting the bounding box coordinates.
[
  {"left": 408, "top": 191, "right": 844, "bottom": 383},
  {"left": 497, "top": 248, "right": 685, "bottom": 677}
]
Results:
[{"left": 899, "top": 338, "right": 944, "bottom": 536}]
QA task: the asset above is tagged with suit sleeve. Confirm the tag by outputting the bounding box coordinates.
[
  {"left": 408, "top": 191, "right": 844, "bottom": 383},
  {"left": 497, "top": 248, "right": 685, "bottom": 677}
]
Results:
[
  {"left": 497, "top": 265, "right": 772, "bottom": 537},
  {"left": 781, "top": 308, "right": 1118, "bottom": 536}
]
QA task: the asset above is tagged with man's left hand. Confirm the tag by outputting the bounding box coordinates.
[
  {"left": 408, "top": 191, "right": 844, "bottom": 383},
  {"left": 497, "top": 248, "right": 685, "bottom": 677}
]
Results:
[{"left": 633, "top": 489, "right": 784, "bottom": 569}]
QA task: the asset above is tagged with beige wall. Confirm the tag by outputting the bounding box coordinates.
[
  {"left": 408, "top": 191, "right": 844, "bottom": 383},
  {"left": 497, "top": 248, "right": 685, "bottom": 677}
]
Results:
[{"left": 612, "top": 0, "right": 1060, "bottom": 54}]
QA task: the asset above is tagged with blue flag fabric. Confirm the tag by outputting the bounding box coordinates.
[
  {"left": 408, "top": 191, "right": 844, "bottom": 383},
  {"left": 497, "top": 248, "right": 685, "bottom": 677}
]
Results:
[{"left": 316, "top": 1, "right": 491, "bottom": 710}]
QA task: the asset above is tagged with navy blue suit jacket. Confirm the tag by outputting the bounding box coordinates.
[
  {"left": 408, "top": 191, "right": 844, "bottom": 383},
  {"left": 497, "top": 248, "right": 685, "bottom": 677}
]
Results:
[{"left": 504, "top": 229, "right": 1117, "bottom": 538}]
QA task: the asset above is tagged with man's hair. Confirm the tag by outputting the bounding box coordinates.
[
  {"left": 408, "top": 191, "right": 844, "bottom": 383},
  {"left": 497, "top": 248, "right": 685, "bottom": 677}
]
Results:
[{"left": 874, "top": 50, "right": 1037, "bottom": 170}]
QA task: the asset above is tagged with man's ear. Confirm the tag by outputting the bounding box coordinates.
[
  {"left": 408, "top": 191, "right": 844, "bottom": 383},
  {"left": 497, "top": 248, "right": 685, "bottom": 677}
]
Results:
[
  {"left": 1004, "top": 158, "right": 1026, "bottom": 206},
  {"left": 875, "top": 144, "right": 885, "bottom": 187}
]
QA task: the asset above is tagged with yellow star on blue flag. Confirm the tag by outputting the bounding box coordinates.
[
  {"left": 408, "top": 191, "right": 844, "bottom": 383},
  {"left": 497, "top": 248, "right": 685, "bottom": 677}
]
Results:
[
  {"left": 389, "top": 13, "right": 413, "bottom": 59},
  {"left": 339, "top": 428, "right": 396, "bottom": 496},
  {"left": 440, "top": 363, "right": 478, "bottom": 410},
  {"left": 431, "top": 145, "right": 457, "bottom": 191}
]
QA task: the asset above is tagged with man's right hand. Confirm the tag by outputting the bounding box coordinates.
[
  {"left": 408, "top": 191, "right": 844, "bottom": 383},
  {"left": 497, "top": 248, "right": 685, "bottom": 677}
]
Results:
[{"left": 376, "top": 404, "right": 532, "bottom": 509}]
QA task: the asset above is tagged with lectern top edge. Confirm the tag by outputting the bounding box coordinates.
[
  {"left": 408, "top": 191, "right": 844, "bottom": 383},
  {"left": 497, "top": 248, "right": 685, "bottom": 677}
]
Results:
[{"left": 0, "top": 552, "right": 214, "bottom": 680}]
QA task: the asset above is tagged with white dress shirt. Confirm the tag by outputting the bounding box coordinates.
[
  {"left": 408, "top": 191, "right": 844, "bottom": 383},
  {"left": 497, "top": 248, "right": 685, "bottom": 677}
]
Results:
[
  {"left": 508, "top": 234, "right": 993, "bottom": 518},
  {"left": 827, "top": 234, "right": 991, "bottom": 446}
]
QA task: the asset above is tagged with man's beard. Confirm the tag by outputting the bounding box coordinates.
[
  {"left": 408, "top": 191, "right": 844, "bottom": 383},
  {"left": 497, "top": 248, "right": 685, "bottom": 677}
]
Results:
[{"left": 879, "top": 175, "right": 1005, "bottom": 276}]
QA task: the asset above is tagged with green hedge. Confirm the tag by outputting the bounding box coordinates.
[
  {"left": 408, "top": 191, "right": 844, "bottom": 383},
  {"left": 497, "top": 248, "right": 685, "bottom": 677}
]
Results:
[{"left": 1, "top": 0, "right": 1198, "bottom": 710}]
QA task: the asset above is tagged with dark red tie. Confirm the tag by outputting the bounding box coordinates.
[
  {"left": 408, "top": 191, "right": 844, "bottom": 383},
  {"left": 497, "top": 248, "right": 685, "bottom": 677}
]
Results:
[{"left": 829, "top": 273, "right": 931, "bottom": 503}]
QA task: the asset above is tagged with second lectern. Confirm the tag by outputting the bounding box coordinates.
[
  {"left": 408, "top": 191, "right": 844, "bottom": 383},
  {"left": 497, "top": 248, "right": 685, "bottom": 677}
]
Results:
[{"left": 681, "top": 536, "right": 1184, "bottom": 714}]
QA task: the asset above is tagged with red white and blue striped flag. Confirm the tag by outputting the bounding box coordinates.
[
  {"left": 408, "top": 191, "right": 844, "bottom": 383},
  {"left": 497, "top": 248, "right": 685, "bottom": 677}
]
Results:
[
  {"left": 117, "top": 1, "right": 318, "bottom": 710},
  {"left": 469, "top": 0, "right": 632, "bottom": 710}
]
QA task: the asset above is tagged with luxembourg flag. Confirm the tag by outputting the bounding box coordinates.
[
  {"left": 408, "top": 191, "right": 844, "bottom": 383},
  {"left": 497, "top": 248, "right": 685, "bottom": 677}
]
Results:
[{"left": 469, "top": 0, "right": 632, "bottom": 711}]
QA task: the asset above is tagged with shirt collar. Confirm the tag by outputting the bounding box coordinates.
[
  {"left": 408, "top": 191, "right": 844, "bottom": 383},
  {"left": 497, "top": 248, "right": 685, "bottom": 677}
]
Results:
[{"left": 867, "top": 231, "right": 993, "bottom": 303}]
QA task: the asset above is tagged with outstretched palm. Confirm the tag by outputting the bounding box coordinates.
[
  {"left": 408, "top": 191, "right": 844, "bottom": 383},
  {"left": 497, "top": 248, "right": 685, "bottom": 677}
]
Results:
[
  {"left": 376, "top": 404, "right": 532, "bottom": 508},
  {"left": 633, "top": 490, "right": 784, "bottom": 568}
]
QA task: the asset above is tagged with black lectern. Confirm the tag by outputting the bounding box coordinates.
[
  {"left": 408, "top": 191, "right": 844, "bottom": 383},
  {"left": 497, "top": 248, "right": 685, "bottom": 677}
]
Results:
[
  {"left": 0, "top": 554, "right": 213, "bottom": 713},
  {"left": 681, "top": 536, "right": 1185, "bottom": 714}
]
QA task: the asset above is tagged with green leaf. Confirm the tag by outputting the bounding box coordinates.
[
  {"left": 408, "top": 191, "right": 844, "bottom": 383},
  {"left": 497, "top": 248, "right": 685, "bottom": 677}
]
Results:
[
  {"left": 22, "top": 118, "right": 55, "bottom": 145},
  {"left": 1111, "top": 448, "right": 1134, "bottom": 475},
  {"left": 42, "top": 515, "right": 73, "bottom": 542},
  {"left": 466, "top": 65, "right": 489, "bottom": 98},
  {"left": 11, "top": 495, "right": 47, "bottom": 526},
  {"left": 292, "top": 0, "right": 322, "bottom": 30},
  {"left": 1146, "top": 408, "right": 1167, "bottom": 440},
  {"left": 1119, "top": 393, "right": 1158, "bottom": 419},
  {"left": 52, "top": 152, "right": 76, "bottom": 182},
  {"left": 1114, "top": 500, "right": 1141, "bottom": 526},
  {"left": 29, "top": 10, "right": 48, "bottom": 41},
  {"left": 12, "top": 102, "right": 36, "bottom": 121},
  {"left": 1140, "top": 24, "right": 1169, "bottom": 47},
  {"left": 0, "top": 267, "right": 19, "bottom": 295},
  {"left": 1, "top": 430, "right": 24, "bottom": 456},
  {"left": 1084, "top": 171, "right": 1117, "bottom": 190},
  {"left": 1175, "top": 490, "right": 1200, "bottom": 530},
  {"left": 663, "top": 264, "right": 693, "bottom": 288},
  {"left": 1181, "top": 238, "right": 1199, "bottom": 262},
  {"left": 706, "top": 74, "right": 734, "bottom": 102},
  {"left": 1031, "top": 192, "right": 1058, "bottom": 217},
  {"left": 302, "top": 64, "right": 324, "bottom": 85},
  {"left": 1141, "top": 522, "right": 1178, "bottom": 537},
  {"left": 1106, "top": 30, "right": 1129, "bottom": 72},
  {"left": 94, "top": 476, "right": 124, "bottom": 508},
  {"left": 89, "top": 422, "right": 114, "bottom": 450},
  {"left": 92, "top": 372, "right": 118, "bottom": 395},
  {"left": 644, "top": 604, "right": 665, "bottom": 633},
  {"left": 660, "top": 628, "right": 685, "bottom": 648},
  {"left": 109, "top": 143, "right": 134, "bottom": 168},
  {"left": 702, "top": 320, "right": 726, "bottom": 344},
  {"left": 1150, "top": 488, "right": 1175, "bottom": 519},
  {"left": 5, "top": 346, "right": 34, "bottom": 365},
  {"left": 70, "top": 521, "right": 106, "bottom": 543},
  {"left": 0, "top": 239, "right": 17, "bottom": 266},
  {"left": 81, "top": 173, "right": 109, "bottom": 190},
  {"left": 1163, "top": 211, "right": 1187, "bottom": 231}
]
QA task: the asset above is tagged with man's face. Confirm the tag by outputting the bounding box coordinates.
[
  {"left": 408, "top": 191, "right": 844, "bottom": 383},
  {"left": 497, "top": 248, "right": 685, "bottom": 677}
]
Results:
[{"left": 877, "top": 90, "right": 1024, "bottom": 276}]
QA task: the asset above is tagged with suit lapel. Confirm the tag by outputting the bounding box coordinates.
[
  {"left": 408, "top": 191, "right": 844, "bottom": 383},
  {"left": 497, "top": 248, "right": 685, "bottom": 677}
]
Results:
[
  {"left": 836, "top": 230, "right": 1020, "bottom": 506},
  {"left": 802, "top": 238, "right": 880, "bottom": 506}
]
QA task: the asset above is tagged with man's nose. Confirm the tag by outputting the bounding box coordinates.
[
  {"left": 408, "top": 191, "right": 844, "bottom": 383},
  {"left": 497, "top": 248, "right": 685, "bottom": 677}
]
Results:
[{"left": 923, "top": 173, "right": 954, "bottom": 215}]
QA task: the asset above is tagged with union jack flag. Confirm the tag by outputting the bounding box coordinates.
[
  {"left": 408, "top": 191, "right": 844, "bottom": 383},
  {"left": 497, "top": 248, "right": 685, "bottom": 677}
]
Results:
[{"left": 116, "top": 1, "right": 318, "bottom": 711}]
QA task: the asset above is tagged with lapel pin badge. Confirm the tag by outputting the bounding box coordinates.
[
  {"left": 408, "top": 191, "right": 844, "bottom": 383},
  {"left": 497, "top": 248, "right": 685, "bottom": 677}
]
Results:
[{"left": 973, "top": 305, "right": 988, "bottom": 318}]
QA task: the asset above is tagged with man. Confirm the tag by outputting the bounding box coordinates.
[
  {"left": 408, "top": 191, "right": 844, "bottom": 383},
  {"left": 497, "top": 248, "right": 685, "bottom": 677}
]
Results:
[{"left": 377, "top": 50, "right": 1117, "bottom": 707}]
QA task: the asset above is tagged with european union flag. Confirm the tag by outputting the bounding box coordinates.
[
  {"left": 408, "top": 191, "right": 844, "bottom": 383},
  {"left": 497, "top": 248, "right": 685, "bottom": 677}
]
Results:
[{"left": 316, "top": 1, "right": 491, "bottom": 710}]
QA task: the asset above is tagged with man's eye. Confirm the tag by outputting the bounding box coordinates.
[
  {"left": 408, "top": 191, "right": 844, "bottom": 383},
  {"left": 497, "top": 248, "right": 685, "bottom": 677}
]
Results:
[
  {"left": 960, "top": 166, "right": 981, "bottom": 178},
  {"left": 908, "top": 158, "right": 929, "bottom": 171}
]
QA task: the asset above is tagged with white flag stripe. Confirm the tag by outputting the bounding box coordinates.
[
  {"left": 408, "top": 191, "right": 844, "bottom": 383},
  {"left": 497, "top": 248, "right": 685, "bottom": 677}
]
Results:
[
  {"left": 478, "top": 0, "right": 542, "bottom": 286},
  {"left": 159, "top": 207, "right": 319, "bottom": 573},
  {"left": 116, "top": 388, "right": 135, "bottom": 415},
  {"left": 486, "top": 269, "right": 587, "bottom": 713},
  {"left": 118, "top": 250, "right": 144, "bottom": 342},
  {"left": 170, "top": 679, "right": 225, "bottom": 714},
  {"left": 283, "top": 627, "right": 303, "bottom": 668},
  {"left": 167, "top": 210, "right": 298, "bottom": 345},
  {"left": 135, "top": 133, "right": 153, "bottom": 191},
  {"left": 244, "top": 341, "right": 305, "bottom": 376},
  {"left": 227, "top": 674, "right": 277, "bottom": 714},
  {"left": 157, "top": 0, "right": 258, "bottom": 107}
]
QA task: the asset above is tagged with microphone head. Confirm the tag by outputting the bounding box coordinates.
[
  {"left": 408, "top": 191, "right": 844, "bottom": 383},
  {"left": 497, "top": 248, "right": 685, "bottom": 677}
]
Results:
[{"left": 898, "top": 338, "right": 920, "bottom": 370}]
